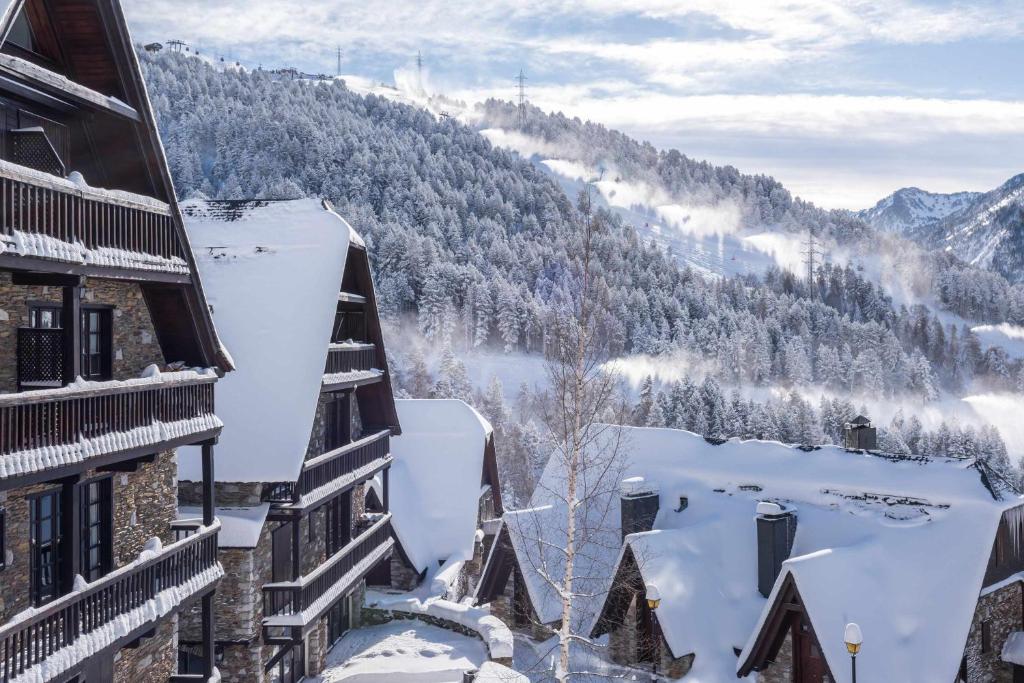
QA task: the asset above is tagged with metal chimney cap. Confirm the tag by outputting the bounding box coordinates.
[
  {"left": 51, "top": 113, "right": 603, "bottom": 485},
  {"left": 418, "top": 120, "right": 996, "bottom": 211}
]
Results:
[
  {"left": 756, "top": 501, "right": 785, "bottom": 517},
  {"left": 621, "top": 476, "right": 659, "bottom": 497}
]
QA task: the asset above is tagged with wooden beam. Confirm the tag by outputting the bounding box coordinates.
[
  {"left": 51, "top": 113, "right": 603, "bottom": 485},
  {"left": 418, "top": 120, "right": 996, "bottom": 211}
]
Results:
[
  {"left": 201, "top": 592, "right": 215, "bottom": 679},
  {"left": 0, "top": 53, "right": 140, "bottom": 120},
  {"left": 201, "top": 443, "right": 215, "bottom": 527},
  {"left": 97, "top": 452, "right": 156, "bottom": 473},
  {"left": 61, "top": 283, "right": 80, "bottom": 384},
  {"left": 11, "top": 271, "right": 83, "bottom": 287},
  {"left": 0, "top": 254, "right": 192, "bottom": 284}
]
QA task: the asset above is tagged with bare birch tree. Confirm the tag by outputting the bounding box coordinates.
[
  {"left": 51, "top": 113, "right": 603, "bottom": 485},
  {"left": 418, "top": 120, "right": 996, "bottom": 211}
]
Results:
[{"left": 508, "top": 189, "right": 633, "bottom": 681}]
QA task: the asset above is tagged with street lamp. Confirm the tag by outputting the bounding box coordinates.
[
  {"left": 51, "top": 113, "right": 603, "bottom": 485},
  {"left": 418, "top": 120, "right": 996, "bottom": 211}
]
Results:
[
  {"left": 844, "top": 623, "right": 862, "bottom": 683},
  {"left": 646, "top": 583, "right": 661, "bottom": 681}
]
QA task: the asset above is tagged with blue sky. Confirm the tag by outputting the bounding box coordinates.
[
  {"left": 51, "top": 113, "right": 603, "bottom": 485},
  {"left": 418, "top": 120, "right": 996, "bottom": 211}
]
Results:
[{"left": 123, "top": 0, "right": 1024, "bottom": 209}]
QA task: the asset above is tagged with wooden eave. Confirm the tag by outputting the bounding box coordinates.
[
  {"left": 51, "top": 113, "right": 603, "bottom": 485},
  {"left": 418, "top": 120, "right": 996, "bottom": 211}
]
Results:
[
  {"left": 737, "top": 573, "right": 808, "bottom": 676},
  {"left": 346, "top": 243, "right": 400, "bottom": 435},
  {"left": 482, "top": 433, "right": 504, "bottom": 516},
  {"left": 0, "top": 51, "right": 138, "bottom": 119}
]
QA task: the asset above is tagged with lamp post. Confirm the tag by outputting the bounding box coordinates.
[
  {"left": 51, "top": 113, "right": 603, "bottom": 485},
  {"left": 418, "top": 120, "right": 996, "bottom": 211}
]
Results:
[
  {"left": 646, "top": 583, "right": 661, "bottom": 681},
  {"left": 844, "top": 623, "right": 862, "bottom": 683}
]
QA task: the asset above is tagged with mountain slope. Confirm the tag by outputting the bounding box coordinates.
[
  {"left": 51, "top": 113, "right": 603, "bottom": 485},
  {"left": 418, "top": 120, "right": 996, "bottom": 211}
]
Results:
[
  {"left": 858, "top": 187, "right": 981, "bottom": 234},
  {"left": 862, "top": 175, "right": 1024, "bottom": 284}
]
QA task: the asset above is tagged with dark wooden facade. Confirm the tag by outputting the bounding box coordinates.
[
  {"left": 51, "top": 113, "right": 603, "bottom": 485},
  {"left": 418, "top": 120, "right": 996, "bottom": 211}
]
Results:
[
  {"left": 737, "top": 574, "right": 836, "bottom": 682},
  {"left": 0, "top": 1, "right": 229, "bottom": 680}
]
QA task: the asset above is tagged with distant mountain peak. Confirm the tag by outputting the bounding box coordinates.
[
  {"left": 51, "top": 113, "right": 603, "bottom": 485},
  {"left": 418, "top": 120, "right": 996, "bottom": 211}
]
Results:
[
  {"left": 858, "top": 186, "right": 982, "bottom": 235},
  {"left": 861, "top": 174, "right": 1024, "bottom": 283}
]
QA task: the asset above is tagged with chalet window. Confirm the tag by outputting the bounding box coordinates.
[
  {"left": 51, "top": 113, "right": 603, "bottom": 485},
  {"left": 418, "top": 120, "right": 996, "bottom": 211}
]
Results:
[
  {"left": 80, "top": 477, "right": 113, "bottom": 582},
  {"left": 981, "top": 620, "right": 992, "bottom": 654},
  {"left": 325, "top": 392, "right": 352, "bottom": 450},
  {"left": 80, "top": 308, "right": 113, "bottom": 381},
  {"left": 6, "top": 11, "right": 36, "bottom": 53},
  {"left": 29, "top": 305, "right": 61, "bottom": 329},
  {"left": 332, "top": 309, "right": 366, "bottom": 343},
  {"left": 266, "top": 643, "right": 304, "bottom": 683},
  {"left": 29, "top": 489, "right": 63, "bottom": 606},
  {"left": 271, "top": 522, "right": 294, "bottom": 583},
  {"left": 325, "top": 491, "right": 351, "bottom": 557},
  {"left": 328, "top": 595, "right": 352, "bottom": 644}
]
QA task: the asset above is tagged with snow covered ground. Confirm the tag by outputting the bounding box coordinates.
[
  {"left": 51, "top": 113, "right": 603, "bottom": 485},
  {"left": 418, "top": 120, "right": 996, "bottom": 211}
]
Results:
[{"left": 313, "top": 620, "right": 487, "bottom": 683}]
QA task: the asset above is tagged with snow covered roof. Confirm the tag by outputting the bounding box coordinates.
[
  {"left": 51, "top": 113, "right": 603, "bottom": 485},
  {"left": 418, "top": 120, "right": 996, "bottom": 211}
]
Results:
[
  {"left": 389, "top": 399, "right": 493, "bottom": 573},
  {"left": 178, "top": 199, "right": 351, "bottom": 483},
  {"left": 502, "top": 425, "right": 1018, "bottom": 682},
  {"left": 178, "top": 505, "right": 269, "bottom": 548}
]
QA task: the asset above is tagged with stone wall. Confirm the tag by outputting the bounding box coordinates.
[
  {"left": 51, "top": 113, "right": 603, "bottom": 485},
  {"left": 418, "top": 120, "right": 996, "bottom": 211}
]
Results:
[
  {"left": 114, "top": 615, "right": 178, "bottom": 682},
  {"left": 0, "top": 450, "right": 176, "bottom": 623},
  {"left": 0, "top": 272, "right": 164, "bottom": 393},
  {"left": 606, "top": 593, "right": 693, "bottom": 679},
  {"left": 964, "top": 581, "right": 1023, "bottom": 683},
  {"left": 757, "top": 629, "right": 795, "bottom": 683}
]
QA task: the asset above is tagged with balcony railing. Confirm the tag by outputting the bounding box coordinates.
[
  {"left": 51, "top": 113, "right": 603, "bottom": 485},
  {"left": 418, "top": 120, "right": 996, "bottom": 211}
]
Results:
[
  {"left": 293, "top": 430, "right": 390, "bottom": 504},
  {"left": 0, "top": 373, "right": 219, "bottom": 480},
  {"left": 324, "top": 343, "right": 376, "bottom": 375},
  {"left": 0, "top": 159, "right": 187, "bottom": 272},
  {"left": 0, "top": 524, "right": 220, "bottom": 682},
  {"left": 263, "top": 515, "right": 393, "bottom": 621}
]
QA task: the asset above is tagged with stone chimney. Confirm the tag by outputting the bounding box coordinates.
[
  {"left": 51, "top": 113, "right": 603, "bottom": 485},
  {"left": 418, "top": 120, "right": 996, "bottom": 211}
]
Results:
[
  {"left": 620, "top": 476, "right": 660, "bottom": 541},
  {"left": 756, "top": 502, "right": 798, "bottom": 598}
]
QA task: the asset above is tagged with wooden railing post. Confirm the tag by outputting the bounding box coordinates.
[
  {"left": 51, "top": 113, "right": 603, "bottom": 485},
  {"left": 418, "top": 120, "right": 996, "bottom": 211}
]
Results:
[
  {"left": 201, "top": 443, "right": 215, "bottom": 527},
  {"left": 60, "top": 284, "right": 80, "bottom": 385},
  {"left": 201, "top": 592, "right": 215, "bottom": 679}
]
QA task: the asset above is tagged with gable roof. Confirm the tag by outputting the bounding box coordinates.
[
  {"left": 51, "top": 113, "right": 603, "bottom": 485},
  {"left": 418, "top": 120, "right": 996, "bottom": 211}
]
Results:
[
  {"left": 0, "top": 0, "right": 230, "bottom": 372},
  {"left": 497, "top": 425, "right": 1017, "bottom": 682},
  {"left": 389, "top": 399, "right": 493, "bottom": 573},
  {"left": 178, "top": 199, "right": 351, "bottom": 483}
]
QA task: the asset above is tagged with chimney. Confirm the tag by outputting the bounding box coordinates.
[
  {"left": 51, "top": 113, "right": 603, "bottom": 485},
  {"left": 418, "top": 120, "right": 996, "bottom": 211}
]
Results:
[
  {"left": 620, "top": 476, "right": 660, "bottom": 541},
  {"left": 843, "top": 415, "right": 877, "bottom": 451},
  {"left": 756, "top": 502, "right": 797, "bottom": 598}
]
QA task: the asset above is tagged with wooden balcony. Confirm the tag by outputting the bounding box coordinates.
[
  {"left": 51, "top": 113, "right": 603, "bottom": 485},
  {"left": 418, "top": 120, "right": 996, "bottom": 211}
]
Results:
[
  {"left": 0, "top": 159, "right": 189, "bottom": 279},
  {"left": 324, "top": 343, "right": 376, "bottom": 374},
  {"left": 0, "top": 372, "right": 220, "bottom": 486},
  {"left": 0, "top": 523, "right": 221, "bottom": 682},
  {"left": 270, "top": 430, "right": 391, "bottom": 509},
  {"left": 322, "top": 343, "right": 382, "bottom": 391},
  {"left": 263, "top": 515, "right": 393, "bottom": 634}
]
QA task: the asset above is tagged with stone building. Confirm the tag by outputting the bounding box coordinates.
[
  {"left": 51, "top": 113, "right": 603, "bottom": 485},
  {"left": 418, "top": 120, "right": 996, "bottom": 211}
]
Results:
[
  {"left": 0, "top": 0, "right": 232, "bottom": 679},
  {"left": 476, "top": 424, "right": 1024, "bottom": 683},
  {"left": 176, "top": 199, "right": 401, "bottom": 682},
  {"left": 368, "top": 398, "right": 504, "bottom": 599}
]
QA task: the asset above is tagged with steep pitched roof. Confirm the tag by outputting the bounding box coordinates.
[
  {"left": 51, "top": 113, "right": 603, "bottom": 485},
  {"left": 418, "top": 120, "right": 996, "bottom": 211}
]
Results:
[
  {"left": 389, "top": 399, "right": 494, "bottom": 573},
  {"left": 0, "top": 0, "right": 230, "bottom": 371},
  {"left": 495, "top": 425, "right": 1017, "bottom": 682},
  {"left": 178, "top": 199, "right": 351, "bottom": 483}
]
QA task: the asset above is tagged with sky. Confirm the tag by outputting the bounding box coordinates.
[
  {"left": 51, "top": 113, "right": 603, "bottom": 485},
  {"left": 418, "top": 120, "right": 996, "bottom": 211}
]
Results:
[{"left": 122, "top": 0, "right": 1024, "bottom": 209}]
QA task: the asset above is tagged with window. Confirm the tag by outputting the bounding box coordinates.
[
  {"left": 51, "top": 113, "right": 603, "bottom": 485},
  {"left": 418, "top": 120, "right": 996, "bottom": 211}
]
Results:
[
  {"left": 80, "top": 477, "right": 113, "bottom": 582},
  {"left": 266, "top": 643, "right": 304, "bottom": 683},
  {"left": 30, "top": 489, "right": 63, "bottom": 606},
  {"left": 325, "top": 492, "right": 351, "bottom": 557},
  {"left": 981, "top": 620, "right": 992, "bottom": 654},
  {"left": 6, "top": 10, "right": 36, "bottom": 53},
  {"left": 325, "top": 392, "right": 352, "bottom": 450},
  {"left": 328, "top": 596, "right": 351, "bottom": 644},
  {"left": 29, "top": 306, "right": 61, "bottom": 329},
  {"left": 79, "top": 308, "right": 112, "bottom": 381}
]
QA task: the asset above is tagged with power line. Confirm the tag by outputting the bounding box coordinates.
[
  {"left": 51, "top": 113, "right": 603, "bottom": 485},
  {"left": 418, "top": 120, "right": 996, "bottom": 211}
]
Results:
[{"left": 516, "top": 68, "right": 527, "bottom": 129}]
